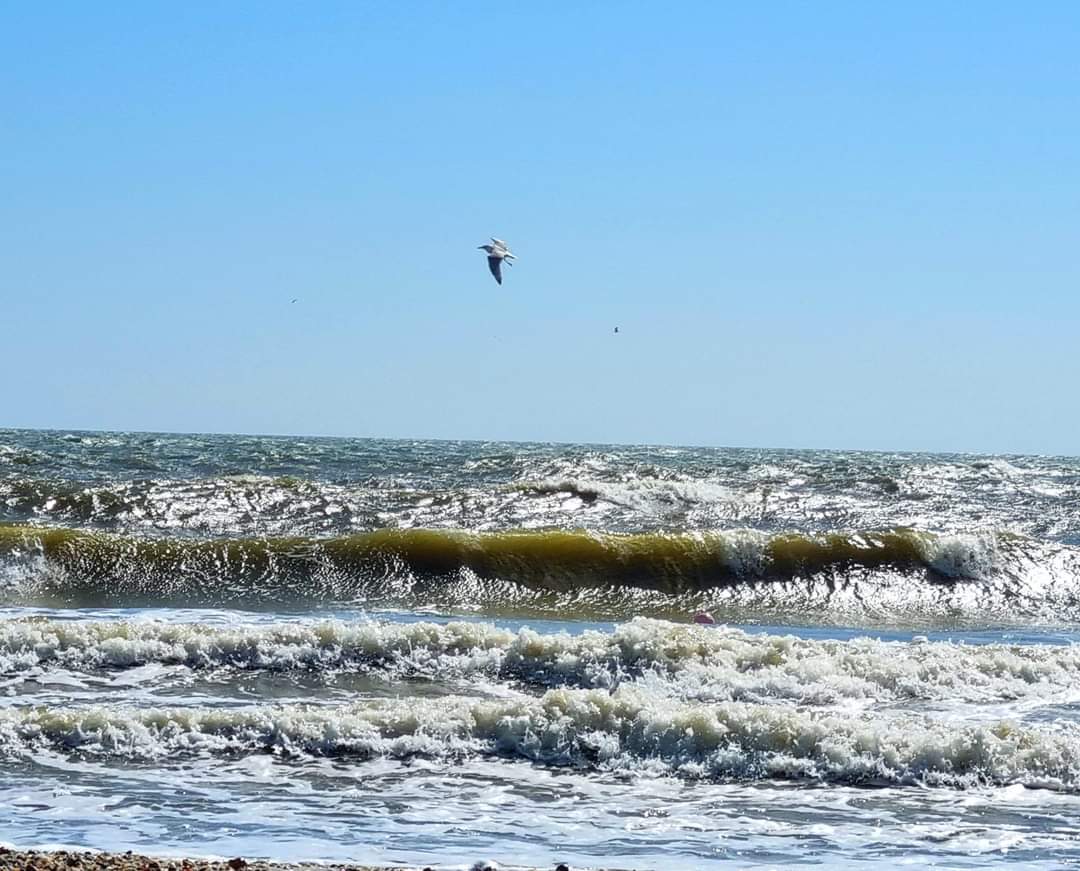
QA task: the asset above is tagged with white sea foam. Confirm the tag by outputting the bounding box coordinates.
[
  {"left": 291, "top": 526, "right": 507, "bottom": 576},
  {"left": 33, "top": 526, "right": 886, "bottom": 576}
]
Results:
[
  {"left": 914, "top": 531, "right": 1001, "bottom": 580},
  {"left": 4, "top": 617, "right": 1080, "bottom": 709},
  {"left": 516, "top": 472, "right": 761, "bottom": 526},
  {"left": 2, "top": 688, "right": 1078, "bottom": 789}
]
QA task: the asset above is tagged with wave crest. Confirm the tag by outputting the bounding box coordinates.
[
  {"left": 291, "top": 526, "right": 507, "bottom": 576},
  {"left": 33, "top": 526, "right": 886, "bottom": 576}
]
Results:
[{"left": 1, "top": 524, "right": 1075, "bottom": 622}]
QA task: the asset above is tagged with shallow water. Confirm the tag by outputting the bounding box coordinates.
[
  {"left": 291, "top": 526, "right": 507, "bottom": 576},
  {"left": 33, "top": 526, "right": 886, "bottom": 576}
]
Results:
[{"left": 3, "top": 430, "right": 1080, "bottom": 868}]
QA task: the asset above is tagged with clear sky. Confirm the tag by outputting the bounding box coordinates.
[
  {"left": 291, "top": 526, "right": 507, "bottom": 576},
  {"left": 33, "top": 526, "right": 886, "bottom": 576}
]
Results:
[{"left": 3, "top": 2, "right": 1078, "bottom": 454}]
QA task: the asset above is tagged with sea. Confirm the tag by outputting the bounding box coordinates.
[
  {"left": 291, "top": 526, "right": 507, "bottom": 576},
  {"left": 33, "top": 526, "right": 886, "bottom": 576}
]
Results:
[{"left": 2, "top": 429, "right": 1080, "bottom": 869}]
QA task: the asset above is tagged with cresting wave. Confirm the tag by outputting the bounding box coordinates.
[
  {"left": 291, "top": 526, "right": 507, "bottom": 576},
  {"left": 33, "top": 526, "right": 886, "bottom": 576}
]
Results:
[
  {"left": 3, "top": 691, "right": 1079, "bottom": 790},
  {"left": 2, "top": 522, "right": 1076, "bottom": 621},
  {"left": 6, "top": 617, "right": 1080, "bottom": 707},
  {"left": 0, "top": 522, "right": 1013, "bottom": 585}
]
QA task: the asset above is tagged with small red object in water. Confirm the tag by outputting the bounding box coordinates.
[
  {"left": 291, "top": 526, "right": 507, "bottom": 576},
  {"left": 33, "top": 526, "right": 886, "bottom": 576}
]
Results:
[{"left": 692, "top": 611, "right": 716, "bottom": 625}]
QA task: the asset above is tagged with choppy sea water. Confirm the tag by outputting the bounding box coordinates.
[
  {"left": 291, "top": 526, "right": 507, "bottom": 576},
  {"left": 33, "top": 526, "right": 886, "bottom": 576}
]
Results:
[{"left": 3, "top": 430, "right": 1080, "bottom": 868}]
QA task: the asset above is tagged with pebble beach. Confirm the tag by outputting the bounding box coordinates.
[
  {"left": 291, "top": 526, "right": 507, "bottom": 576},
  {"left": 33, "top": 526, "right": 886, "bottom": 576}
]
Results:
[
  {"left": 0, "top": 849, "right": 575, "bottom": 871},
  {"left": 0, "top": 851, "right": 383, "bottom": 871}
]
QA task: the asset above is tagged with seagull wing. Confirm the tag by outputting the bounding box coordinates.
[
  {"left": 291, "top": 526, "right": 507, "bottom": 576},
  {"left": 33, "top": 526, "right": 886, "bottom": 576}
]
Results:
[
  {"left": 490, "top": 238, "right": 509, "bottom": 251},
  {"left": 487, "top": 256, "right": 503, "bottom": 284}
]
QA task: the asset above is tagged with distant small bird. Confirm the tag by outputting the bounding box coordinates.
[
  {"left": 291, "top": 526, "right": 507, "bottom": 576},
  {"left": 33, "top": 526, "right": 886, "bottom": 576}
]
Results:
[
  {"left": 614, "top": 326, "right": 619, "bottom": 333},
  {"left": 290, "top": 298, "right": 298, "bottom": 304},
  {"left": 477, "top": 237, "right": 516, "bottom": 285}
]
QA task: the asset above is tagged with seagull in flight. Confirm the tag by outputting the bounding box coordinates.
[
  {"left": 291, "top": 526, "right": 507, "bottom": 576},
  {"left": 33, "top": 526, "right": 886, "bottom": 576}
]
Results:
[{"left": 477, "top": 237, "right": 516, "bottom": 285}]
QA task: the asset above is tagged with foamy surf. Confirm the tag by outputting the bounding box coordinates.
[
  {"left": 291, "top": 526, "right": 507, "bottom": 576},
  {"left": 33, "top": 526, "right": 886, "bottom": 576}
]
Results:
[
  {"left": 4, "top": 617, "right": 1080, "bottom": 707},
  {"left": 3, "top": 688, "right": 1079, "bottom": 790}
]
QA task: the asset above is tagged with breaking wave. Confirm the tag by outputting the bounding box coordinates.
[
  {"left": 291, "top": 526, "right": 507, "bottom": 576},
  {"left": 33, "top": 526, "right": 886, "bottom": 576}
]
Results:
[
  {"left": 5, "top": 616, "right": 1080, "bottom": 706},
  {"left": 5, "top": 614, "right": 1080, "bottom": 791},
  {"left": 2, "top": 690, "right": 1078, "bottom": 790},
  {"left": 1, "top": 523, "right": 1077, "bottom": 622}
]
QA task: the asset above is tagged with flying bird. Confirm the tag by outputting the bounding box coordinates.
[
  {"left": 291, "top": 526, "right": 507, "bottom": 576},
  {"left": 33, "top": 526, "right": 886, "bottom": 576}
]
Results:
[{"left": 477, "top": 237, "right": 516, "bottom": 285}]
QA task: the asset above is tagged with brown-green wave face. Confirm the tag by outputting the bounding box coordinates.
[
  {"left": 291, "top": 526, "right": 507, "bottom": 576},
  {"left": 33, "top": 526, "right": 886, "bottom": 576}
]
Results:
[{"left": 2, "top": 524, "right": 1075, "bottom": 624}]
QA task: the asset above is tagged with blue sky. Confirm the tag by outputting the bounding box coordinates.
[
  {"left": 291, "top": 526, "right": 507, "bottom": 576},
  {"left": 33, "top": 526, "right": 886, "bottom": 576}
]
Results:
[{"left": 3, "top": 2, "right": 1078, "bottom": 454}]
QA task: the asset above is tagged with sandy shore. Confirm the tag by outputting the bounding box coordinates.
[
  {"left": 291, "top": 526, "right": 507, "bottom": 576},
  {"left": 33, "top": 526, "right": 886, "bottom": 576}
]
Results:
[{"left": 0, "top": 848, "right": 580, "bottom": 871}]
